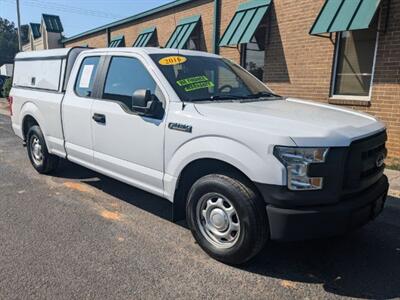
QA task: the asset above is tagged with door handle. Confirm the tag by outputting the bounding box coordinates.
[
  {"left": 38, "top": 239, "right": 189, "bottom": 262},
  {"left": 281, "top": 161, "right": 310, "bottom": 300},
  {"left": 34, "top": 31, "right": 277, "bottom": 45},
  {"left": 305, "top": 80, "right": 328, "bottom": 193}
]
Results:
[{"left": 92, "top": 113, "right": 106, "bottom": 124}]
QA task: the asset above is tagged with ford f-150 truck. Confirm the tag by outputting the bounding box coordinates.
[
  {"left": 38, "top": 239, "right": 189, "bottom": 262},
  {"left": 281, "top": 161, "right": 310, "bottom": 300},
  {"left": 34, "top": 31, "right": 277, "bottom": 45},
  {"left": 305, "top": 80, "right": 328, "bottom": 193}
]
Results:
[{"left": 10, "top": 47, "right": 389, "bottom": 264}]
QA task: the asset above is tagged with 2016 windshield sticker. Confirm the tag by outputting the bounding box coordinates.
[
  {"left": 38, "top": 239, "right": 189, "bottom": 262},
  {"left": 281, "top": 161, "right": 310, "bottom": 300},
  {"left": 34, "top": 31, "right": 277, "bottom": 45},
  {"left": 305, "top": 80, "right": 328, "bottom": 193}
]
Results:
[
  {"left": 177, "top": 76, "right": 214, "bottom": 92},
  {"left": 159, "top": 56, "right": 187, "bottom": 66}
]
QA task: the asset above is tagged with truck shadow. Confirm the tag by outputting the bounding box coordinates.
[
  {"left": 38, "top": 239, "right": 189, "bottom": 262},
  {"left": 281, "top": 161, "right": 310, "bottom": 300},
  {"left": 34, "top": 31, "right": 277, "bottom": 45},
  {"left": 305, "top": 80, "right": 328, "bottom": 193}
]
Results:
[
  {"left": 240, "top": 196, "right": 400, "bottom": 299},
  {"left": 53, "top": 159, "right": 176, "bottom": 223},
  {"left": 53, "top": 160, "right": 400, "bottom": 299}
]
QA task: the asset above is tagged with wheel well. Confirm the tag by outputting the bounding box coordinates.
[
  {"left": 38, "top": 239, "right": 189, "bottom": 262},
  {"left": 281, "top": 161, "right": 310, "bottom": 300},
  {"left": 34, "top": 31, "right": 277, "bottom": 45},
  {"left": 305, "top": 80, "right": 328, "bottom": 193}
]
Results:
[
  {"left": 22, "top": 115, "right": 39, "bottom": 141},
  {"left": 173, "top": 158, "right": 259, "bottom": 222}
]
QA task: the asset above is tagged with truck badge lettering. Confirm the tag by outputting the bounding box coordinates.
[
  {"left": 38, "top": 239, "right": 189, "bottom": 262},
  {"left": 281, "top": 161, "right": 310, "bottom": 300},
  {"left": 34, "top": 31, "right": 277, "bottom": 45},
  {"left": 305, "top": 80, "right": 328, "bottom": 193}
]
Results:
[{"left": 168, "top": 123, "right": 192, "bottom": 133}]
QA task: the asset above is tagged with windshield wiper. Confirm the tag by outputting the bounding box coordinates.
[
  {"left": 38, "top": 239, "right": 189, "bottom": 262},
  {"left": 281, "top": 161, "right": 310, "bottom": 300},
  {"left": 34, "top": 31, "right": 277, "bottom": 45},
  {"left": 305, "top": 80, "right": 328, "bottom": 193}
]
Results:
[
  {"left": 245, "top": 91, "right": 281, "bottom": 99},
  {"left": 189, "top": 95, "right": 245, "bottom": 102}
]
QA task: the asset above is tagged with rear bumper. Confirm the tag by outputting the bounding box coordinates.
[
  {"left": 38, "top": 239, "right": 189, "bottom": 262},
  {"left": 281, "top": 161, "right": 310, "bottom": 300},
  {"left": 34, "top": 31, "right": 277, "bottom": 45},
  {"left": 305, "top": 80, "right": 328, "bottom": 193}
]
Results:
[{"left": 259, "top": 176, "right": 389, "bottom": 241}]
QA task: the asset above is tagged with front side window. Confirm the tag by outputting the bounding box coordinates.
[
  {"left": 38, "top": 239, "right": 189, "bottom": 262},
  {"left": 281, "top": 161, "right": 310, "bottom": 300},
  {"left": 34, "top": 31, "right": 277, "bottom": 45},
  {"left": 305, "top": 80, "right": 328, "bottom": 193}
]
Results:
[
  {"left": 102, "top": 56, "right": 160, "bottom": 111},
  {"left": 332, "top": 20, "right": 378, "bottom": 97},
  {"left": 151, "top": 54, "right": 278, "bottom": 102},
  {"left": 241, "top": 23, "right": 267, "bottom": 81},
  {"left": 75, "top": 56, "right": 100, "bottom": 97}
]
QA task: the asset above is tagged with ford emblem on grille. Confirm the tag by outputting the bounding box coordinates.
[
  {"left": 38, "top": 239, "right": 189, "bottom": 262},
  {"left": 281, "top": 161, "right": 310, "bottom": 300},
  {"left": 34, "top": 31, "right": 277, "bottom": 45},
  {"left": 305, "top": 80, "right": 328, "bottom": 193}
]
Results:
[{"left": 376, "top": 153, "right": 385, "bottom": 168}]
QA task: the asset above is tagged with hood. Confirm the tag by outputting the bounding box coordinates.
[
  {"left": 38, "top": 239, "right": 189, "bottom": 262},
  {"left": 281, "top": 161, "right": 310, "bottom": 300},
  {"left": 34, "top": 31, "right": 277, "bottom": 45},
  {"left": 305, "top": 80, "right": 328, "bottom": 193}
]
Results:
[{"left": 194, "top": 98, "right": 385, "bottom": 147}]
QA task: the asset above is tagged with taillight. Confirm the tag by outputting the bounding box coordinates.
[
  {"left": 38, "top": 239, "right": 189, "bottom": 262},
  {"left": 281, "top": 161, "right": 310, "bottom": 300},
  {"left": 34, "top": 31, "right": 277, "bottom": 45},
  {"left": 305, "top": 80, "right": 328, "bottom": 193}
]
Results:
[{"left": 7, "top": 96, "right": 13, "bottom": 116}]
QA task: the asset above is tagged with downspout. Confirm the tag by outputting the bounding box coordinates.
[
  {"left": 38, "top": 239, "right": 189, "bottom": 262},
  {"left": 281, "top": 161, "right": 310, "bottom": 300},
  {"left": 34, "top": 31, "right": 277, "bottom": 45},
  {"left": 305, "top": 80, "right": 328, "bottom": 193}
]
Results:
[
  {"left": 212, "top": 0, "right": 221, "bottom": 54},
  {"left": 106, "top": 28, "right": 111, "bottom": 47}
]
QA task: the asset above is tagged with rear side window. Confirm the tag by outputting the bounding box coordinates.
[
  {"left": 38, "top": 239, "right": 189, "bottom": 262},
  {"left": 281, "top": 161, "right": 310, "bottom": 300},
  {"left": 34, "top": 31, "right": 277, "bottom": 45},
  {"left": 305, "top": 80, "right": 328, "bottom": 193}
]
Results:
[
  {"left": 75, "top": 56, "right": 100, "bottom": 97},
  {"left": 102, "top": 56, "right": 158, "bottom": 111}
]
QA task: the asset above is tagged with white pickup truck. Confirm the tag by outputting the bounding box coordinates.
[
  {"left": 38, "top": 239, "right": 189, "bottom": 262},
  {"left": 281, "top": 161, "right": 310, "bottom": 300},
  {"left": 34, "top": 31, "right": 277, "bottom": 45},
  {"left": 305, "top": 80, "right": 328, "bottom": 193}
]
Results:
[{"left": 10, "top": 47, "right": 389, "bottom": 264}]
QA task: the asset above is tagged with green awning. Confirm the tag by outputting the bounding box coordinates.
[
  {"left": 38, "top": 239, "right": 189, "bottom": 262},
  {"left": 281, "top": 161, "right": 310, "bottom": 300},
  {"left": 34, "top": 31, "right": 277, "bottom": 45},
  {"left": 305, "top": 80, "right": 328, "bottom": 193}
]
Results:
[
  {"left": 133, "top": 27, "right": 156, "bottom": 47},
  {"left": 165, "top": 15, "right": 201, "bottom": 49},
  {"left": 310, "top": 0, "right": 381, "bottom": 35},
  {"left": 30, "top": 23, "right": 41, "bottom": 39},
  {"left": 109, "top": 35, "right": 125, "bottom": 47},
  {"left": 42, "top": 14, "right": 64, "bottom": 33},
  {"left": 219, "top": 0, "right": 271, "bottom": 47}
]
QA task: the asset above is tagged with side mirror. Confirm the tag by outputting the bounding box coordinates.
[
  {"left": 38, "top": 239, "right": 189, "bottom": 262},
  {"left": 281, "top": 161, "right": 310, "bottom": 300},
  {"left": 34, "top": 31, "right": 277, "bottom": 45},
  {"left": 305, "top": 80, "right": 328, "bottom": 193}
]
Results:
[
  {"left": 132, "top": 89, "right": 152, "bottom": 109},
  {"left": 131, "top": 89, "right": 162, "bottom": 117}
]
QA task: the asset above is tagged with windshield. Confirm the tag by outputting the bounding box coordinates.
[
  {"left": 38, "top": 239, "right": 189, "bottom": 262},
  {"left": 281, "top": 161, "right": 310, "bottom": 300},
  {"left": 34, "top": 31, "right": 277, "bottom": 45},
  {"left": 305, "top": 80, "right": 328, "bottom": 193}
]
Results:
[{"left": 150, "top": 54, "right": 280, "bottom": 102}]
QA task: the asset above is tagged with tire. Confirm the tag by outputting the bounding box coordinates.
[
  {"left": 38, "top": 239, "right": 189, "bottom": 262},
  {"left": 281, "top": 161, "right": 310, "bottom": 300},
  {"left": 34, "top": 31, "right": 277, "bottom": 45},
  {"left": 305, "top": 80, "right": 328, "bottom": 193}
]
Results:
[
  {"left": 27, "top": 125, "right": 59, "bottom": 174},
  {"left": 186, "top": 174, "right": 269, "bottom": 265}
]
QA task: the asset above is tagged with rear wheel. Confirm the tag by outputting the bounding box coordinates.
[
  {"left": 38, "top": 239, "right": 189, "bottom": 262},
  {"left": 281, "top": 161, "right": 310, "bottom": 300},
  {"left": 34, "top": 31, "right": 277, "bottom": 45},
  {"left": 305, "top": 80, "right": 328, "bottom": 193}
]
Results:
[
  {"left": 186, "top": 174, "right": 268, "bottom": 265},
  {"left": 27, "top": 125, "right": 59, "bottom": 174}
]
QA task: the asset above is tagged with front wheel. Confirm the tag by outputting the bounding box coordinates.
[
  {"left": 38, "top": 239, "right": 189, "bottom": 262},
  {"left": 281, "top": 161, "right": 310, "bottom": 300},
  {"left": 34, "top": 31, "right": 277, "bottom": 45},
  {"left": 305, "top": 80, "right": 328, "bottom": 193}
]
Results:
[
  {"left": 186, "top": 174, "right": 269, "bottom": 265},
  {"left": 27, "top": 125, "right": 59, "bottom": 174}
]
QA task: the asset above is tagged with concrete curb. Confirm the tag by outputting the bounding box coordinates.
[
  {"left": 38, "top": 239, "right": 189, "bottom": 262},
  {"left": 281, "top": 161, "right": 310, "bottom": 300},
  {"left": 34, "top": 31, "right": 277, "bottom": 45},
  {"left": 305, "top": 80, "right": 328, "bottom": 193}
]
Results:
[
  {"left": 0, "top": 98, "right": 9, "bottom": 116},
  {"left": 386, "top": 169, "right": 400, "bottom": 198}
]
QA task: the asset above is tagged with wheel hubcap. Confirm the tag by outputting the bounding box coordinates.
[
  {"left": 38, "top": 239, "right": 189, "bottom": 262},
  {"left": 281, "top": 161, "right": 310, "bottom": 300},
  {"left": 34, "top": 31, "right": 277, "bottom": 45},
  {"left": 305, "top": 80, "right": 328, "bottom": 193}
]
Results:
[
  {"left": 31, "top": 136, "right": 43, "bottom": 165},
  {"left": 209, "top": 208, "right": 228, "bottom": 231},
  {"left": 196, "top": 194, "right": 240, "bottom": 249}
]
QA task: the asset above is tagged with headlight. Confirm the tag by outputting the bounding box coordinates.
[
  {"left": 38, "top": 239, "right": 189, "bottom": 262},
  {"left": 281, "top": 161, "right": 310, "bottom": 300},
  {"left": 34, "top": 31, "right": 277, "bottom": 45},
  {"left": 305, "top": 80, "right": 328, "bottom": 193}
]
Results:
[{"left": 274, "top": 147, "right": 329, "bottom": 191}]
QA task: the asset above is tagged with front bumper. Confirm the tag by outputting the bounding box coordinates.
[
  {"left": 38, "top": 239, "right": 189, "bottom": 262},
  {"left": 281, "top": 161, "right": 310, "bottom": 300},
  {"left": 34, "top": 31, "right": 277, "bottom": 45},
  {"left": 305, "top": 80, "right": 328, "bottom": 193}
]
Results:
[{"left": 256, "top": 175, "right": 389, "bottom": 241}]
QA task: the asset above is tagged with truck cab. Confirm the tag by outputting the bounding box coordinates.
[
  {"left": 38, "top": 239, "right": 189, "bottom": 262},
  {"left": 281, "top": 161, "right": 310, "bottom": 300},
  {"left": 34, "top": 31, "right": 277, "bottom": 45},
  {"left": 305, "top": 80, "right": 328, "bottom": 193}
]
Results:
[{"left": 10, "top": 47, "right": 389, "bottom": 264}]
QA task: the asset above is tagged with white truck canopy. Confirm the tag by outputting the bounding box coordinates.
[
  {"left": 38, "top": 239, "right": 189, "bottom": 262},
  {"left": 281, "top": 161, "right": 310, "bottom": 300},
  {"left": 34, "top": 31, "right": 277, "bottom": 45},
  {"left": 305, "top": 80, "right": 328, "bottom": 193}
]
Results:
[{"left": 13, "top": 47, "right": 87, "bottom": 92}]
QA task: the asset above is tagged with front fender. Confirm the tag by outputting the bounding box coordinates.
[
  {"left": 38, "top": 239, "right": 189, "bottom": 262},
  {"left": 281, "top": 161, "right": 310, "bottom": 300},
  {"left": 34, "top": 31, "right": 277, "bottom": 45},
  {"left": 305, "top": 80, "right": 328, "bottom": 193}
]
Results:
[{"left": 165, "top": 136, "right": 285, "bottom": 193}]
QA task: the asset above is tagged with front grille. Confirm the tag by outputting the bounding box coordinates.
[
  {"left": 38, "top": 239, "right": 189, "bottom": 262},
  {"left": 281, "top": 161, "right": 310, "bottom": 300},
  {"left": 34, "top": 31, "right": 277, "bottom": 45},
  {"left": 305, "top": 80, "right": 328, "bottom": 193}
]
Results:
[{"left": 343, "top": 131, "right": 387, "bottom": 192}]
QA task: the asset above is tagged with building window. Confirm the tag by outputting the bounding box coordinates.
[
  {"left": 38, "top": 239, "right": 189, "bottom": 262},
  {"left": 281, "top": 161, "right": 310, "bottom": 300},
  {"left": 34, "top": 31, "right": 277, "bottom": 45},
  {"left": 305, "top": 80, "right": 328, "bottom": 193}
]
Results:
[
  {"left": 332, "top": 19, "right": 379, "bottom": 98},
  {"left": 186, "top": 26, "right": 201, "bottom": 51},
  {"left": 241, "top": 23, "right": 266, "bottom": 81}
]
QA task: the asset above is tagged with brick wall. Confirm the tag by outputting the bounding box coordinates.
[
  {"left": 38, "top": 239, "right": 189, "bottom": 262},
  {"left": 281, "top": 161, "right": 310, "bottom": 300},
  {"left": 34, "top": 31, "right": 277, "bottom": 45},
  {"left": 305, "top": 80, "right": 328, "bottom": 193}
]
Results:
[
  {"left": 64, "top": 0, "right": 400, "bottom": 161},
  {"left": 109, "top": 0, "right": 214, "bottom": 50},
  {"left": 65, "top": 0, "right": 215, "bottom": 50},
  {"left": 65, "top": 30, "right": 108, "bottom": 48}
]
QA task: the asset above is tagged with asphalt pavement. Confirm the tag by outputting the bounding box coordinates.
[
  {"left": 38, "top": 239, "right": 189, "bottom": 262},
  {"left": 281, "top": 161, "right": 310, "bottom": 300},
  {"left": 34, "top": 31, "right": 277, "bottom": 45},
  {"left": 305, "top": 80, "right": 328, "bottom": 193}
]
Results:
[{"left": 0, "top": 114, "right": 399, "bottom": 299}]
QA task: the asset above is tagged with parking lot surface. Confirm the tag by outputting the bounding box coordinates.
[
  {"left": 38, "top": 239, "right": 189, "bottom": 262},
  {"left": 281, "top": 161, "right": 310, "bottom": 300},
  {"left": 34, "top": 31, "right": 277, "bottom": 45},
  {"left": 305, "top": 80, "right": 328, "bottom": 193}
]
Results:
[{"left": 0, "top": 114, "right": 399, "bottom": 299}]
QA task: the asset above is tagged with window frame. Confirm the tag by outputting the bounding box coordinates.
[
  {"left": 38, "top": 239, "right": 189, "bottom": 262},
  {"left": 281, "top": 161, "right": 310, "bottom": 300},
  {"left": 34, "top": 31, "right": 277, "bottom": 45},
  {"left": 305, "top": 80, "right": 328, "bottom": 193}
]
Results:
[
  {"left": 330, "top": 28, "right": 380, "bottom": 102},
  {"left": 185, "top": 23, "right": 202, "bottom": 51},
  {"left": 97, "top": 54, "right": 167, "bottom": 118},
  {"left": 239, "top": 21, "right": 267, "bottom": 82},
  {"left": 73, "top": 55, "right": 102, "bottom": 99}
]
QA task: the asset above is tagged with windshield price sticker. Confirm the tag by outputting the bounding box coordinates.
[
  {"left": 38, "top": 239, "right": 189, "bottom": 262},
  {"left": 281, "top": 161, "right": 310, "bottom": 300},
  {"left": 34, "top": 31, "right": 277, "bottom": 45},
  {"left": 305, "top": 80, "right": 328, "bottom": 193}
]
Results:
[
  {"left": 177, "top": 76, "right": 209, "bottom": 87},
  {"left": 79, "top": 64, "right": 94, "bottom": 88},
  {"left": 177, "top": 75, "right": 214, "bottom": 92},
  {"left": 184, "top": 81, "right": 214, "bottom": 92},
  {"left": 159, "top": 56, "right": 187, "bottom": 66}
]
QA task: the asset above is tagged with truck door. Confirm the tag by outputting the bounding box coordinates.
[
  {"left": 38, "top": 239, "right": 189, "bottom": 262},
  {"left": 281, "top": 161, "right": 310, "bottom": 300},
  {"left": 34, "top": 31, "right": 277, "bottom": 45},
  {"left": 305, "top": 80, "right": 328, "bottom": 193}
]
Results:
[
  {"left": 90, "top": 55, "right": 166, "bottom": 197},
  {"left": 62, "top": 56, "right": 101, "bottom": 167}
]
